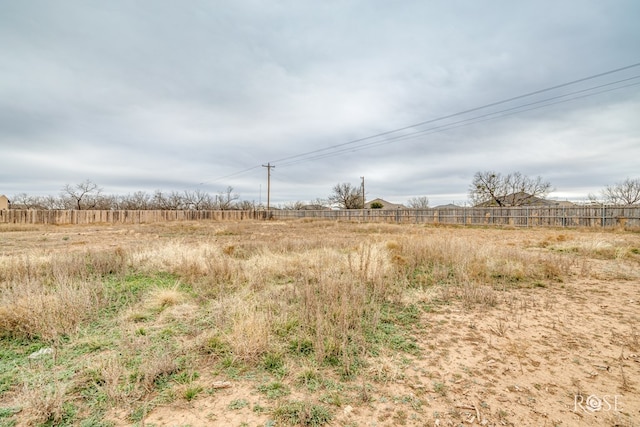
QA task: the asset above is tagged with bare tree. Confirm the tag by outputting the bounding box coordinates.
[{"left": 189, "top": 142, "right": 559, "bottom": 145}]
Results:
[
  {"left": 281, "top": 201, "right": 305, "bottom": 210},
  {"left": 93, "top": 194, "right": 115, "bottom": 210},
  {"left": 151, "top": 190, "right": 167, "bottom": 209},
  {"left": 311, "top": 197, "right": 329, "bottom": 208},
  {"left": 42, "top": 195, "right": 65, "bottom": 210},
  {"left": 469, "top": 171, "right": 552, "bottom": 207},
  {"left": 214, "top": 186, "right": 239, "bottom": 210},
  {"left": 183, "top": 189, "right": 214, "bottom": 210},
  {"left": 152, "top": 190, "right": 184, "bottom": 210},
  {"left": 61, "top": 180, "right": 103, "bottom": 210},
  {"left": 237, "top": 200, "right": 257, "bottom": 210},
  {"left": 601, "top": 177, "right": 640, "bottom": 205},
  {"left": 407, "top": 196, "right": 430, "bottom": 209},
  {"left": 117, "top": 191, "right": 153, "bottom": 210},
  {"left": 10, "top": 193, "right": 46, "bottom": 209},
  {"left": 328, "top": 182, "right": 364, "bottom": 209}
]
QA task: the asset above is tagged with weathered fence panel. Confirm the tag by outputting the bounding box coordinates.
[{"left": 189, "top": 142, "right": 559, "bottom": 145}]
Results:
[
  {"left": 270, "top": 206, "right": 640, "bottom": 228},
  {"left": 0, "top": 209, "right": 268, "bottom": 225},
  {"left": 0, "top": 206, "right": 638, "bottom": 228}
]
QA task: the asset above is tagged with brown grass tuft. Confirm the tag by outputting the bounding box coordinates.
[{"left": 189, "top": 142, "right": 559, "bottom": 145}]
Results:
[
  {"left": 20, "top": 380, "right": 68, "bottom": 426},
  {"left": 0, "top": 277, "right": 104, "bottom": 341},
  {"left": 225, "top": 298, "right": 272, "bottom": 363},
  {"left": 146, "top": 285, "right": 185, "bottom": 310}
]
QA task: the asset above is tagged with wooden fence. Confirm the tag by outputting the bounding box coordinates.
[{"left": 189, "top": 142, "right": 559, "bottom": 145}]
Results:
[
  {"left": 1, "top": 206, "right": 638, "bottom": 228},
  {"left": 0, "top": 209, "right": 266, "bottom": 225},
  {"left": 273, "top": 206, "right": 640, "bottom": 228}
]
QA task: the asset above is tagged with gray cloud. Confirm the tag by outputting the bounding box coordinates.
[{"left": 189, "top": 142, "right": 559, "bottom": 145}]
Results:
[{"left": 1, "top": 1, "right": 639, "bottom": 206}]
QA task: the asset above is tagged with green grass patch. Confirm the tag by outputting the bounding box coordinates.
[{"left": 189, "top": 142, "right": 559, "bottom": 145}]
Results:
[
  {"left": 262, "top": 352, "right": 286, "bottom": 376},
  {"left": 273, "top": 400, "right": 333, "bottom": 427},
  {"left": 257, "top": 381, "right": 290, "bottom": 399},
  {"left": 296, "top": 369, "right": 321, "bottom": 392},
  {"left": 273, "top": 400, "right": 333, "bottom": 426},
  {"left": 288, "top": 338, "right": 314, "bottom": 356},
  {"left": 184, "top": 385, "right": 203, "bottom": 401},
  {"left": 228, "top": 399, "right": 250, "bottom": 410},
  {"left": 107, "top": 272, "right": 180, "bottom": 301},
  {"left": 201, "top": 335, "right": 230, "bottom": 357},
  {"left": 365, "top": 303, "right": 421, "bottom": 355}
]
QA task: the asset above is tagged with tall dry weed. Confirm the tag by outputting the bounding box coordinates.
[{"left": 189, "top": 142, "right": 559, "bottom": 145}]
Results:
[
  {"left": 292, "top": 244, "right": 391, "bottom": 374},
  {"left": 388, "top": 234, "right": 568, "bottom": 287},
  {"left": 458, "top": 282, "right": 498, "bottom": 308},
  {"left": 20, "top": 380, "right": 68, "bottom": 426},
  {"left": 98, "top": 356, "right": 127, "bottom": 405},
  {"left": 226, "top": 304, "right": 272, "bottom": 363},
  {"left": 0, "top": 277, "right": 104, "bottom": 341},
  {"left": 387, "top": 236, "right": 481, "bottom": 285},
  {"left": 0, "top": 248, "right": 128, "bottom": 285},
  {"left": 49, "top": 248, "right": 128, "bottom": 282},
  {"left": 195, "top": 242, "right": 394, "bottom": 374},
  {"left": 130, "top": 242, "right": 248, "bottom": 296},
  {"left": 0, "top": 254, "right": 45, "bottom": 283}
]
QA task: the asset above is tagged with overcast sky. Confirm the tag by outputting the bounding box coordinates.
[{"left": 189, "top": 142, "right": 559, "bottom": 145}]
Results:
[{"left": 2, "top": 1, "right": 639, "bottom": 206}]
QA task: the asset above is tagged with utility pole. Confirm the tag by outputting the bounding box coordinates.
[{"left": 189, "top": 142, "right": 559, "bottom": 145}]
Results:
[
  {"left": 361, "top": 176, "right": 365, "bottom": 208},
  {"left": 262, "top": 163, "right": 275, "bottom": 211}
]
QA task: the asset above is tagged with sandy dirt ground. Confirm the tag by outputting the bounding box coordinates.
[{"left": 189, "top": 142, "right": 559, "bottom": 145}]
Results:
[
  {"left": 138, "top": 278, "right": 640, "bottom": 427},
  {"left": 1, "top": 221, "right": 638, "bottom": 426}
]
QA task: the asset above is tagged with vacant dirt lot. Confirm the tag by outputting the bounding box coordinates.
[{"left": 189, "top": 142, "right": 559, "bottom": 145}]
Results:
[{"left": 0, "top": 220, "right": 638, "bottom": 426}]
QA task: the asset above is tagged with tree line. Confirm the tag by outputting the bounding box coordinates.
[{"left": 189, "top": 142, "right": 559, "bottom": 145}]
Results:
[
  {"left": 10, "top": 181, "right": 249, "bottom": 211},
  {"left": 328, "top": 172, "right": 640, "bottom": 209},
  {"left": 8, "top": 174, "right": 640, "bottom": 211}
]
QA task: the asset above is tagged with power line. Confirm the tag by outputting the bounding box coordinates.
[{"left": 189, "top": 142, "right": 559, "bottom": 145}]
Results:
[
  {"left": 203, "top": 62, "right": 640, "bottom": 183},
  {"left": 276, "top": 77, "right": 640, "bottom": 167},
  {"left": 267, "top": 62, "right": 640, "bottom": 165},
  {"left": 198, "top": 165, "right": 262, "bottom": 187}
]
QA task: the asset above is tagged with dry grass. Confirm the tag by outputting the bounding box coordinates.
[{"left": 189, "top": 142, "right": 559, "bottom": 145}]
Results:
[
  {"left": 0, "top": 277, "right": 104, "bottom": 341},
  {"left": 146, "top": 285, "right": 185, "bottom": 310},
  {"left": 388, "top": 233, "right": 570, "bottom": 289},
  {"left": 0, "top": 248, "right": 126, "bottom": 341},
  {"left": 20, "top": 380, "right": 69, "bottom": 426},
  {"left": 97, "top": 355, "right": 127, "bottom": 405},
  {"left": 0, "top": 220, "right": 638, "bottom": 426},
  {"left": 225, "top": 296, "right": 272, "bottom": 363}
]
